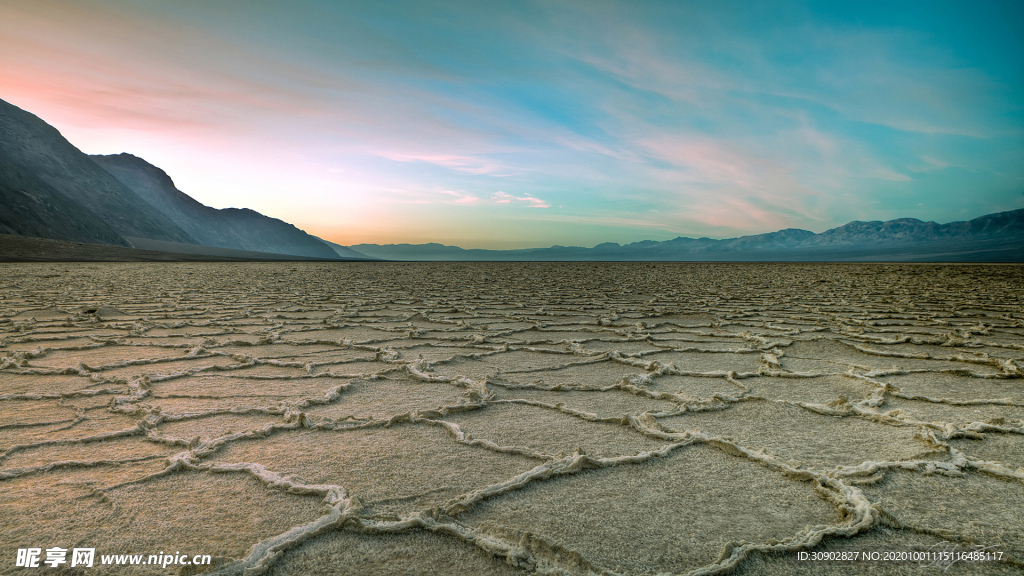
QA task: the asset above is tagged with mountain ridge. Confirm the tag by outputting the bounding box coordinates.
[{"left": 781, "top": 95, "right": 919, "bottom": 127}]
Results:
[
  {"left": 351, "top": 209, "right": 1024, "bottom": 261},
  {"left": 1, "top": 97, "right": 363, "bottom": 260},
  {"left": 0, "top": 99, "right": 195, "bottom": 245},
  {"left": 91, "top": 153, "right": 343, "bottom": 259}
]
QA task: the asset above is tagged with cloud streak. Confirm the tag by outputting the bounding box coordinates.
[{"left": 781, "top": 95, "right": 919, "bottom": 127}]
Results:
[
  {"left": 491, "top": 191, "right": 550, "bottom": 208},
  {"left": 377, "top": 152, "right": 511, "bottom": 176}
]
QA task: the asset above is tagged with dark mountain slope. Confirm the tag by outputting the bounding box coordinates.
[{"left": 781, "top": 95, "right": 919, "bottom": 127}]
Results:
[
  {"left": 0, "top": 99, "right": 194, "bottom": 244},
  {"left": 0, "top": 155, "right": 125, "bottom": 245}
]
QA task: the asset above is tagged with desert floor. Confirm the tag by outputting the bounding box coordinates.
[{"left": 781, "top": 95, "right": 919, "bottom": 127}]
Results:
[{"left": 0, "top": 262, "right": 1021, "bottom": 575}]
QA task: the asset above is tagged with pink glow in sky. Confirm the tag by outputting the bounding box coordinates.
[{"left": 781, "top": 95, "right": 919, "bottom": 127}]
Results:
[{"left": 2, "top": 0, "right": 1021, "bottom": 248}]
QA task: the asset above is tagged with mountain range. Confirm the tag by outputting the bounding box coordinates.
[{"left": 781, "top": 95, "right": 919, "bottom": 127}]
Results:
[
  {"left": 1, "top": 97, "right": 1021, "bottom": 262},
  {"left": 351, "top": 210, "right": 1024, "bottom": 262}
]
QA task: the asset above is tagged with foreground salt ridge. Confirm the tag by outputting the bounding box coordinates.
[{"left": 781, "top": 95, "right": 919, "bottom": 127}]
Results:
[{"left": 0, "top": 263, "right": 1021, "bottom": 575}]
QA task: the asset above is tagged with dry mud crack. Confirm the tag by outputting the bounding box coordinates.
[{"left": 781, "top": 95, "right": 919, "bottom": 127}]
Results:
[{"left": 0, "top": 262, "right": 1021, "bottom": 575}]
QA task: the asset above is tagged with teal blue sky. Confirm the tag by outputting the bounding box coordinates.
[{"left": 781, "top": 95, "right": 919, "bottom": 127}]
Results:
[{"left": 3, "top": 0, "right": 1022, "bottom": 247}]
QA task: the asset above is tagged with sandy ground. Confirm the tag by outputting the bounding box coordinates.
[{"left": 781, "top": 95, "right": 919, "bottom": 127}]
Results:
[{"left": 0, "top": 262, "right": 1021, "bottom": 575}]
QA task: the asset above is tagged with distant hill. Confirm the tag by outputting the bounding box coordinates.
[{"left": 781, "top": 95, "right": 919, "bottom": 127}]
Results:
[
  {"left": 319, "top": 238, "right": 378, "bottom": 260},
  {"left": 351, "top": 209, "right": 1024, "bottom": 262},
  {"left": 92, "top": 153, "right": 344, "bottom": 259}
]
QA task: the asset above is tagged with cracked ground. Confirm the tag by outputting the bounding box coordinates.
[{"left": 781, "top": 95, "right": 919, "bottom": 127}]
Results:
[{"left": 0, "top": 262, "right": 1021, "bottom": 575}]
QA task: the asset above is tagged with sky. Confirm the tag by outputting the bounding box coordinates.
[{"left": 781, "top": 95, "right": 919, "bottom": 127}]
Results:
[{"left": 2, "top": 0, "right": 1022, "bottom": 249}]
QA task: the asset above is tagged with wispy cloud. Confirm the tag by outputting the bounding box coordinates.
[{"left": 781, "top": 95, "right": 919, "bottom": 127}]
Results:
[
  {"left": 377, "top": 152, "right": 510, "bottom": 176},
  {"left": 440, "top": 189, "right": 481, "bottom": 205},
  {"left": 492, "top": 191, "right": 550, "bottom": 208},
  {"left": 365, "top": 185, "right": 482, "bottom": 206}
]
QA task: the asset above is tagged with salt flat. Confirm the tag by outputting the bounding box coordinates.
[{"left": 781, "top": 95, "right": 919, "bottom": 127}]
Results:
[{"left": 0, "top": 262, "right": 1021, "bottom": 575}]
